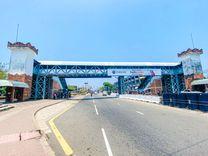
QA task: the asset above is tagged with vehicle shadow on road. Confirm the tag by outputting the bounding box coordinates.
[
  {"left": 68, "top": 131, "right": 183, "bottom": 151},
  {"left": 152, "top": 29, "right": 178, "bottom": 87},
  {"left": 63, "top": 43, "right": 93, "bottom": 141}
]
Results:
[{"left": 68, "top": 96, "right": 118, "bottom": 101}]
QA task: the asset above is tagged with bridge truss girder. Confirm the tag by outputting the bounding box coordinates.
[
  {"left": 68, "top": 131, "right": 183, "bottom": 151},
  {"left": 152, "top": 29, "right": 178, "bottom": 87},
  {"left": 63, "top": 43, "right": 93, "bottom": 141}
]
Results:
[{"left": 31, "top": 63, "right": 185, "bottom": 98}]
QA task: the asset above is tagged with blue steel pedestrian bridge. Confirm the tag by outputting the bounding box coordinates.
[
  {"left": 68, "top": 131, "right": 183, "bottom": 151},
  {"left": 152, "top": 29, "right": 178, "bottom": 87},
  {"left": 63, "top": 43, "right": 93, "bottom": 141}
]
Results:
[
  {"left": 34, "top": 61, "right": 182, "bottom": 77},
  {"left": 31, "top": 60, "right": 185, "bottom": 99}
]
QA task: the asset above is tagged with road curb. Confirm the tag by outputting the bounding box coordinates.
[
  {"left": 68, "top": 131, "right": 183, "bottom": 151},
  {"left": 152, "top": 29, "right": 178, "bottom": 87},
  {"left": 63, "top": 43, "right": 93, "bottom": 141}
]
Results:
[
  {"left": 48, "top": 105, "right": 75, "bottom": 156},
  {"left": 33, "top": 98, "right": 83, "bottom": 156},
  {"left": 33, "top": 100, "right": 65, "bottom": 156}
]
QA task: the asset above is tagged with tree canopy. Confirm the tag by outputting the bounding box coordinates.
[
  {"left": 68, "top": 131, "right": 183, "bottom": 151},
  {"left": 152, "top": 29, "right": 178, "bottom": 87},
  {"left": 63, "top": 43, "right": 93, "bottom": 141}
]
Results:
[
  {"left": 103, "top": 82, "right": 113, "bottom": 88},
  {"left": 0, "top": 70, "right": 7, "bottom": 80},
  {"left": 68, "top": 85, "right": 77, "bottom": 91},
  {"left": 0, "top": 63, "right": 7, "bottom": 80},
  {"left": 102, "top": 82, "right": 114, "bottom": 92},
  {"left": 0, "top": 69, "right": 7, "bottom": 96}
]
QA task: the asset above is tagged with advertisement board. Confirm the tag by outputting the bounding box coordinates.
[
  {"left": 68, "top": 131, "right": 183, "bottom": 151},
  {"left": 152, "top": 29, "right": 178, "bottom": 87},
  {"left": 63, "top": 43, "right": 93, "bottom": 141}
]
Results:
[{"left": 107, "top": 69, "right": 161, "bottom": 76}]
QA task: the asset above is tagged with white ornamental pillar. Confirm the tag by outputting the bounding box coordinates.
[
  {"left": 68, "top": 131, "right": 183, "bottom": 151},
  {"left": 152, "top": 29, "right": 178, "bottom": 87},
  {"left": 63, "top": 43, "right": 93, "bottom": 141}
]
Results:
[{"left": 7, "top": 42, "right": 38, "bottom": 100}]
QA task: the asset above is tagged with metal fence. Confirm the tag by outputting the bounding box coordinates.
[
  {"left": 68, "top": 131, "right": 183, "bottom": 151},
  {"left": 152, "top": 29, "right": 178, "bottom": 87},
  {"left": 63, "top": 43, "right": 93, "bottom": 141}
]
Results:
[{"left": 162, "top": 93, "right": 208, "bottom": 112}]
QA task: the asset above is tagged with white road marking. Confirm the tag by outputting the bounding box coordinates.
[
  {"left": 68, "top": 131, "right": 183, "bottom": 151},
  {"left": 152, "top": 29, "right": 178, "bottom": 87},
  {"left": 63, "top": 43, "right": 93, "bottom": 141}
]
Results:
[
  {"left": 136, "top": 111, "right": 144, "bottom": 115},
  {"left": 94, "top": 104, "right": 99, "bottom": 115},
  {"left": 101, "top": 128, "right": 113, "bottom": 156},
  {"left": 93, "top": 99, "right": 95, "bottom": 103},
  {"left": 117, "top": 103, "right": 120, "bottom": 105}
]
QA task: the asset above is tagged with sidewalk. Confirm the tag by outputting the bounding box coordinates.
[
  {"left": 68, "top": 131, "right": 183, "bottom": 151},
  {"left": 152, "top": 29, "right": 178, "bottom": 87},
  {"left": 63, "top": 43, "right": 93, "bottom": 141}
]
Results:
[{"left": 0, "top": 99, "right": 65, "bottom": 156}]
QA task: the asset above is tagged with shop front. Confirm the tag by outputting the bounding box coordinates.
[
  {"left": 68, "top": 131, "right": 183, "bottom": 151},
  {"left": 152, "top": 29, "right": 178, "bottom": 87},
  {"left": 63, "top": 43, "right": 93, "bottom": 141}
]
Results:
[{"left": 0, "top": 80, "right": 29, "bottom": 102}]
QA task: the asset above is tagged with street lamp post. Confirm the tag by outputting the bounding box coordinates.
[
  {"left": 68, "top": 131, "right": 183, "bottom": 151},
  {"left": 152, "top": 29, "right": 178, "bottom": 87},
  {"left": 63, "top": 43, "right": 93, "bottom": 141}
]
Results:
[{"left": 84, "top": 82, "right": 88, "bottom": 91}]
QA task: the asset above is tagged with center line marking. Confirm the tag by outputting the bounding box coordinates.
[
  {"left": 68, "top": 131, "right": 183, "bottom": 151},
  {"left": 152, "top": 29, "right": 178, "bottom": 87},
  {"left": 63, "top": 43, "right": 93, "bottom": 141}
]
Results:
[
  {"left": 94, "top": 104, "right": 99, "bottom": 115},
  {"left": 101, "top": 128, "right": 113, "bottom": 156},
  {"left": 136, "top": 111, "right": 144, "bottom": 115}
]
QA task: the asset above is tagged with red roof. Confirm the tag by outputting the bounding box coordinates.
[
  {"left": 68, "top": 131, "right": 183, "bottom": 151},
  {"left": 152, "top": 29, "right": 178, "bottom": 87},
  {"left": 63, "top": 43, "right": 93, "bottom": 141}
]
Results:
[{"left": 7, "top": 42, "right": 38, "bottom": 55}]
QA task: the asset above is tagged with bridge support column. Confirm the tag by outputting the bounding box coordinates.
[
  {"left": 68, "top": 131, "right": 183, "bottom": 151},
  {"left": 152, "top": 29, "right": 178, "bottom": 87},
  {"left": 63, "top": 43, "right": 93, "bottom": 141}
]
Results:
[
  {"left": 118, "top": 76, "right": 124, "bottom": 94},
  {"left": 162, "top": 74, "right": 185, "bottom": 94},
  {"left": 171, "top": 75, "right": 180, "bottom": 93},
  {"left": 162, "top": 75, "right": 174, "bottom": 94},
  {"left": 42, "top": 76, "right": 46, "bottom": 99},
  {"left": 34, "top": 75, "right": 39, "bottom": 100},
  {"left": 34, "top": 75, "right": 50, "bottom": 99},
  {"left": 34, "top": 75, "right": 44, "bottom": 99}
]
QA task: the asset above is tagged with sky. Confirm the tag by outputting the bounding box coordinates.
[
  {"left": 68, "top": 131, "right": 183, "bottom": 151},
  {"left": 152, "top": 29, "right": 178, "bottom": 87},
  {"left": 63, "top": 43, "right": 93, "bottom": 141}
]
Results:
[{"left": 0, "top": 0, "right": 208, "bottom": 88}]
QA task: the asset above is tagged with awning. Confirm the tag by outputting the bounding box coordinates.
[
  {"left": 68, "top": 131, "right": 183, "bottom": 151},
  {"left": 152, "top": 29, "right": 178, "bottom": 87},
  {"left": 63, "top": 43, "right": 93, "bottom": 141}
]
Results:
[
  {"left": 191, "top": 79, "right": 208, "bottom": 86},
  {"left": 0, "top": 80, "right": 29, "bottom": 88}
]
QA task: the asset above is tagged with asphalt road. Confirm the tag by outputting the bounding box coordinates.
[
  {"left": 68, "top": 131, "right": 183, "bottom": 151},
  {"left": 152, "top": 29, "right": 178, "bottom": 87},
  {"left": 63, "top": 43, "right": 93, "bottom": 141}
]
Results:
[{"left": 48, "top": 95, "right": 208, "bottom": 156}]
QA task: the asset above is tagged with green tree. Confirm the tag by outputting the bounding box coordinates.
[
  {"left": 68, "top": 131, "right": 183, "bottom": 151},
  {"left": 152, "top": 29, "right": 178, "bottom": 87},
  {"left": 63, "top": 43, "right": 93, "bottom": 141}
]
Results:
[
  {"left": 68, "top": 85, "right": 77, "bottom": 91},
  {"left": 0, "top": 70, "right": 7, "bottom": 79},
  {"left": 99, "top": 86, "right": 104, "bottom": 91},
  {"left": 0, "top": 70, "right": 7, "bottom": 96},
  {"left": 0, "top": 64, "right": 8, "bottom": 96},
  {"left": 0, "top": 87, "right": 6, "bottom": 96},
  {"left": 103, "top": 82, "right": 113, "bottom": 92}
]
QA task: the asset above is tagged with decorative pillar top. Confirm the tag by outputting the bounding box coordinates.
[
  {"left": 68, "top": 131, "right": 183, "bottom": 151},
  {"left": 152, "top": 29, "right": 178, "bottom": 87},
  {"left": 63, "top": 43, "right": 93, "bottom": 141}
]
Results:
[
  {"left": 7, "top": 42, "right": 38, "bottom": 55},
  {"left": 178, "top": 48, "right": 203, "bottom": 58},
  {"left": 7, "top": 41, "right": 38, "bottom": 76},
  {"left": 177, "top": 48, "right": 204, "bottom": 76},
  {"left": 178, "top": 48, "right": 204, "bottom": 90}
]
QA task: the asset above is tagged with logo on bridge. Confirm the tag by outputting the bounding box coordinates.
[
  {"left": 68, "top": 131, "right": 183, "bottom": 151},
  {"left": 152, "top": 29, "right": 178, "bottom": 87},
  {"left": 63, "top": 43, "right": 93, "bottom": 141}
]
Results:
[{"left": 107, "top": 69, "right": 161, "bottom": 76}]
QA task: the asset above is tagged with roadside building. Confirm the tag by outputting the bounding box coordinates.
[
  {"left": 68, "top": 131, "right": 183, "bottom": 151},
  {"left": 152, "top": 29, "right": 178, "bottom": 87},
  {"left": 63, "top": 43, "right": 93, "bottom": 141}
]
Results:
[
  {"left": 191, "top": 79, "right": 208, "bottom": 93},
  {"left": 0, "top": 80, "right": 29, "bottom": 102},
  {"left": 7, "top": 42, "right": 38, "bottom": 100}
]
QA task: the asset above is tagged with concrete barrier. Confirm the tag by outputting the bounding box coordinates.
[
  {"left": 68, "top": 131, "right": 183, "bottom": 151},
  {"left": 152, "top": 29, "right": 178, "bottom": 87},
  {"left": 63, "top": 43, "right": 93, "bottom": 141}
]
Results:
[{"left": 119, "top": 94, "right": 161, "bottom": 104}]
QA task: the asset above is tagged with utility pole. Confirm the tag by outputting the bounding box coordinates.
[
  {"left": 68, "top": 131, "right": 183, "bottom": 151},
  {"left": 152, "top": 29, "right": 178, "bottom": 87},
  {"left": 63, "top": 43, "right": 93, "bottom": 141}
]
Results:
[
  {"left": 16, "top": 24, "right": 19, "bottom": 42},
  {"left": 84, "top": 82, "right": 88, "bottom": 91},
  {"left": 191, "top": 33, "right": 195, "bottom": 49}
]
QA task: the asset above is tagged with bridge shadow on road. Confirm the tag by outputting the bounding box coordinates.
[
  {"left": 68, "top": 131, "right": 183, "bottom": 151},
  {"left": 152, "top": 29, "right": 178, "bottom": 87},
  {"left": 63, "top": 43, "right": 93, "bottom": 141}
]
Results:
[{"left": 68, "top": 96, "right": 118, "bottom": 101}]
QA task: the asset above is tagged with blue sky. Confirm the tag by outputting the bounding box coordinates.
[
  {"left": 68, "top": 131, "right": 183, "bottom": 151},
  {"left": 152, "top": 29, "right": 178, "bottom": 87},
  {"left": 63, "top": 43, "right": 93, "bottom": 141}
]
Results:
[{"left": 0, "top": 0, "right": 208, "bottom": 88}]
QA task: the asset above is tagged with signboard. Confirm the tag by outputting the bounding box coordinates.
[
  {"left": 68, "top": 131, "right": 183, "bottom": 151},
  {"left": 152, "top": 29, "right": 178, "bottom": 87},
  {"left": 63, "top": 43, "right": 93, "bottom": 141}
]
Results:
[{"left": 107, "top": 69, "right": 161, "bottom": 76}]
